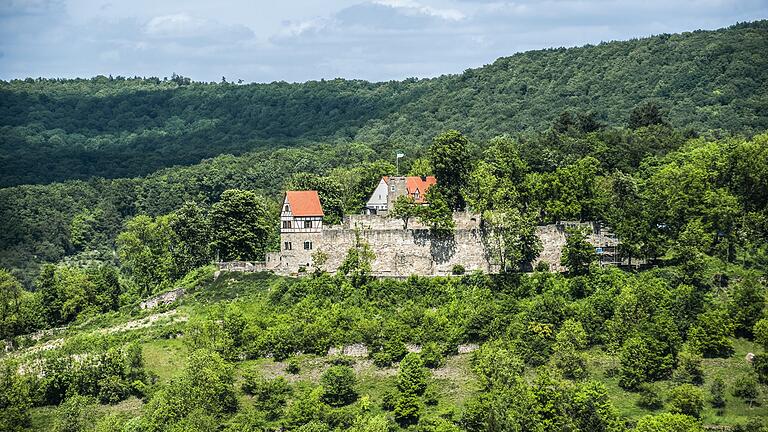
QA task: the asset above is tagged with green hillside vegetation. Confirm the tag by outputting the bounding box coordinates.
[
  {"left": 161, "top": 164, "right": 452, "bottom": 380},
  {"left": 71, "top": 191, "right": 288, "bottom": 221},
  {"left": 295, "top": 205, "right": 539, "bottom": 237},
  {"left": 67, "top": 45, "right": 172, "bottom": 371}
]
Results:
[
  {"left": 1, "top": 21, "right": 766, "bottom": 186},
  {"left": 1, "top": 125, "right": 767, "bottom": 431},
  {"left": 2, "top": 264, "right": 767, "bottom": 432},
  {"left": 1, "top": 20, "right": 768, "bottom": 432}
]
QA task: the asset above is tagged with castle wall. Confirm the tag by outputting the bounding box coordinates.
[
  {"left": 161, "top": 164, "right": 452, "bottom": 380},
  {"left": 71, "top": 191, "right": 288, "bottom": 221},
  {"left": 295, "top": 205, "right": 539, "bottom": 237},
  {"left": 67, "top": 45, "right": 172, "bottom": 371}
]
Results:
[{"left": 265, "top": 215, "right": 619, "bottom": 276}]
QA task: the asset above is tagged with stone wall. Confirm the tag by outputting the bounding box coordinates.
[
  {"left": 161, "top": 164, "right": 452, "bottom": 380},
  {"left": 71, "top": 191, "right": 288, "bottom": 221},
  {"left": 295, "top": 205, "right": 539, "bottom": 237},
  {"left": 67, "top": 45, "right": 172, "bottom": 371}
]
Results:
[{"left": 223, "top": 214, "right": 620, "bottom": 277}]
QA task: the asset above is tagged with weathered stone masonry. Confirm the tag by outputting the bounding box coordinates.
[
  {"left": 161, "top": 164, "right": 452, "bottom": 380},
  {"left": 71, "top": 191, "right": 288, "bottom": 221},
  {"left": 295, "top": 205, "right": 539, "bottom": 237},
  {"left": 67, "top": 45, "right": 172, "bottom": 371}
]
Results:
[{"left": 256, "top": 213, "right": 619, "bottom": 277}]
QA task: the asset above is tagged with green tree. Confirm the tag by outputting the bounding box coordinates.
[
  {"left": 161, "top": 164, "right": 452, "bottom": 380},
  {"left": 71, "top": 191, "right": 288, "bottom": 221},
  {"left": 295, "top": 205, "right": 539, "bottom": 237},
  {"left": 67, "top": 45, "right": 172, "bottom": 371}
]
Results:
[
  {"left": 607, "top": 171, "right": 646, "bottom": 265},
  {"left": 0, "top": 362, "right": 31, "bottom": 432},
  {"left": 145, "top": 350, "right": 238, "bottom": 431},
  {"left": 688, "top": 310, "right": 734, "bottom": 358},
  {"left": 727, "top": 278, "right": 765, "bottom": 338},
  {"left": 394, "top": 393, "right": 421, "bottom": 427},
  {"left": 732, "top": 374, "right": 759, "bottom": 406},
  {"left": 429, "top": 130, "right": 472, "bottom": 210},
  {"left": 320, "top": 365, "right": 358, "bottom": 407},
  {"left": 210, "top": 189, "right": 275, "bottom": 261},
  {"left": 287, "top": 172, "right": 345, "bottom": 224},
  {"left": 709, "top": 377, "right": 726, "bottom": 408},
  {"left": 668, "top": 384, "right": 705, "bottom": 418},
  {"left": 629, "top": 101, "right": 668, "bottom": 129},
  {"left": 554, "top": 319, "right": 589, "bottom": 380},
  {"left": 755, "top": 318, "right": 768, "bottom": 351},
  {"left": 169, "top": 201, "right": 212, "bottom": 274},
  {"left": 672, "top": 351, "right": 705, "bottom": 386},
  {"left": 389, "top": 195, "right": 419, "bottom": 230},
  {"left": 418, "top": 187, "right": 455, "bottom": 234},
  {"left": 397, "top": 353, "right": 430, "bottom": 396},
  {"left": 116, "top": 214, "right": 175, "bottom": 295},
  {"left": 561, "top": 227, "right": 597, "bottom": 275},
  {"left": 338, "top": 231, "right": 376, "bottom": 288},
  {"left": 54, "top": 395, "right": 97, "bottom": 432},
  {"left": 634, "top": 413, "right": 702, "bottom": 432},
  {"left": 481, "top": 209, "right": 541, "bottom": 272}
]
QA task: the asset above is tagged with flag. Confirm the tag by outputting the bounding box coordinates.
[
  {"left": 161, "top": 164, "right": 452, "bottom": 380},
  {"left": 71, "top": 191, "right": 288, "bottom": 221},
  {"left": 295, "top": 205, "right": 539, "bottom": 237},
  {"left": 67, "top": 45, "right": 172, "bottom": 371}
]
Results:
[{"left": 396, "top": 153, "right": 405, "bottom": 158}]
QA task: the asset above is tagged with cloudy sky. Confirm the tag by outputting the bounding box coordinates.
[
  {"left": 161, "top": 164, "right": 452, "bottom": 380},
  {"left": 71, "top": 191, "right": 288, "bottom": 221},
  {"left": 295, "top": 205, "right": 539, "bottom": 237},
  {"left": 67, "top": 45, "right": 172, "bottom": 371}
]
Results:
[{"left": 0, "top": 0, "right": 766, "bottom": 83}]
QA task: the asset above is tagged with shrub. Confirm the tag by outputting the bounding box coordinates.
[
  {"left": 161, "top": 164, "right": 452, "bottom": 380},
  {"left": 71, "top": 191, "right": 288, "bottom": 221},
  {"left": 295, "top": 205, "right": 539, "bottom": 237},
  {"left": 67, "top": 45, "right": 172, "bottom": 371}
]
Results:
[
  {"left": 381, "top": 389, "right": 396, "bottom": 411},
  {"left": 394, "top": 393, "right": 421, "bottom": 427},
  {"left": 0, "top": 364, "right": 31, "bottom": 432},
  {"left": 241, "top": 371, "right": 291, "bottom": 419},
  {"left": 634, "top": 413, "right": 703, "bottom": 432},
  {"left": 637, "top": 383, "right": 663, "bottom": 410},
  {"left": 754, "top": 318, "right": 768, "bottom": 351},
  {"left": 688, "top": 310, "right": 735, "bottom": 358},
  {"left": 451, "top": 265, "right": 466, "bottom": 276},
  {"left": 752, "top": 353, "right": 768, "bottom": 384},
  {"left": 54, "top": 395, "right": 96, "bottom": 432},
  {"left": 320, "top": 366, "right": 358, "bottom": 407},
  {"left": 672, "top": 351, "right": 704, "bottom": 385},
  {"left": 732, "top": 374, "right": 759, "bottom": 405},
  {"left": 97, "top": 375, "right": 129, "bottom": 404},
  {"left": 287, "top": 358, "right": 301, "bottom": 374},
  {"left": 424, "top": 385, "right": 439, "bottom": 406},
  {"left": 668, "top": 384, "right": 705, "bottom": 419},
  {"left": 397, "top": 353, "right": 429, "bottom": 396},
  {"left": 709, "top": 378, "right": 726, "bottom": 409},
  {"left": 421, "top": 342, "right": 445, "bottom": 369}
]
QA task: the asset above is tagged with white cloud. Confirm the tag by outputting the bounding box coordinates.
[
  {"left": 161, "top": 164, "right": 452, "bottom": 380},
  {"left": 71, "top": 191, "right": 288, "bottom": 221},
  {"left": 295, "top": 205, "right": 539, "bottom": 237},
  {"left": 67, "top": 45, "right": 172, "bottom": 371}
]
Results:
[
  {"left": 0, "top": 0, "right": 766, "bottom": 82},
  {"left": 374, "top": 0, "right": 466, "bottom": 21}
]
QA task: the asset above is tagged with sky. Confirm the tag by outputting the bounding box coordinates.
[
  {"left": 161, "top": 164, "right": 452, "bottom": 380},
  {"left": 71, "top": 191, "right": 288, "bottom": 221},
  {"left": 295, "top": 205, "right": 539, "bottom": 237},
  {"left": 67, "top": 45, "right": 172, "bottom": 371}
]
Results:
[{"left": 0, "top": 0, "right": 766, "bottom": 83}]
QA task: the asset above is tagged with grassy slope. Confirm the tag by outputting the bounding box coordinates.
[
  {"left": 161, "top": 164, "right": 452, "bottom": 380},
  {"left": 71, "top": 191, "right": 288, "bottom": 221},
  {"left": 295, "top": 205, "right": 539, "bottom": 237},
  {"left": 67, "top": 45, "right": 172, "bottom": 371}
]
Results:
[{"left": 19, "top": 271, "right": 768, "bottom": 430}]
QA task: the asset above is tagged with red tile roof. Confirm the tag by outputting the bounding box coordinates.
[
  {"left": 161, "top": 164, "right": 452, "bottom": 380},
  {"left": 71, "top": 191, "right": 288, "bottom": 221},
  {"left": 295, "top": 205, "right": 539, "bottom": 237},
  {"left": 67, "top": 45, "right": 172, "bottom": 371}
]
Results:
[
  {"left": 285, "top": 190, "right": 324, "bottom": 217},
  {"left": 382, "top": 176, "right": 437, "bottom": 204}
]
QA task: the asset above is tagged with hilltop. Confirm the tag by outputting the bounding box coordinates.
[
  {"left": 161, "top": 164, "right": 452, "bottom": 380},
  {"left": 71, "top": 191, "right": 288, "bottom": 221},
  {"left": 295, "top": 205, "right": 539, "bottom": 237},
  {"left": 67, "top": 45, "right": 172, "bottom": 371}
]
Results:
[{"left": 1, "top": 21, "right": 766, "bottom": 187}]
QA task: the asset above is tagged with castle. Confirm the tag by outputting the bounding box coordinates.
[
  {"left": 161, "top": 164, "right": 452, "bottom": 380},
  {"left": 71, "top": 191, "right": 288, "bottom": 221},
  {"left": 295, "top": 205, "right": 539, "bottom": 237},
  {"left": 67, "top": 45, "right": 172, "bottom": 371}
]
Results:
[{"left": 225, "top": 177, "right": 621, "bottom": 277}]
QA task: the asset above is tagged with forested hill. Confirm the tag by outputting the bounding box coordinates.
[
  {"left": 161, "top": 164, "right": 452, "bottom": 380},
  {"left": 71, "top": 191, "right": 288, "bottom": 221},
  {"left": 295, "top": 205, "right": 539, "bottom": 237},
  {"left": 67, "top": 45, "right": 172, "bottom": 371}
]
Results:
[{"left": 1, "top": 20, "right": 767, "bottom": 187}]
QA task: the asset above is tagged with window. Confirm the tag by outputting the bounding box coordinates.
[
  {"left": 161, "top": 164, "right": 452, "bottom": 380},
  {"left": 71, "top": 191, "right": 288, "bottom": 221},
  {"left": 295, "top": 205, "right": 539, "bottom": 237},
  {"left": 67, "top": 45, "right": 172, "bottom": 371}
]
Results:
[
  {"left": 282, "top": 220, "right": 292, "bottom": 229},
  {"left": 284, "top": 205, "right": 290, "bottom": 212},
  {"left": 304, "top": 220, "right": 313, "bottom": 229},
  {"left": 284, "top": 241, "right": 292, "bottom": 250},
  {"left": 391, "top": 185, "right": 396, "bottom": 191},
  {"left": 304, "top": 241, "right": 313, "bottom": 250}
]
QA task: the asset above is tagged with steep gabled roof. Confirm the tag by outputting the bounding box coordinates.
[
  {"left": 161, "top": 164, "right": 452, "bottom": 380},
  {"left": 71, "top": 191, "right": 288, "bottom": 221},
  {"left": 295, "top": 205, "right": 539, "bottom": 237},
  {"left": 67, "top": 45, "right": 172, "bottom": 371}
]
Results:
[
  {"left": 406, "top": 176, "right": 436, "bottom": 199},
  {"left": 285, "top": 190, "right": 324, "bottom": 217}
]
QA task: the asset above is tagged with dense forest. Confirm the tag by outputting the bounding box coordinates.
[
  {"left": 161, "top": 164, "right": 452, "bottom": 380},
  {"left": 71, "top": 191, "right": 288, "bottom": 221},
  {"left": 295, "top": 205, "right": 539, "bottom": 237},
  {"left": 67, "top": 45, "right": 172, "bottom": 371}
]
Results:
[
  {"left": 1, "top": 21, "right": 766, "bottom": 186},
  {"left": 1, "top": 20, "right": 768, "bottom": 432}
]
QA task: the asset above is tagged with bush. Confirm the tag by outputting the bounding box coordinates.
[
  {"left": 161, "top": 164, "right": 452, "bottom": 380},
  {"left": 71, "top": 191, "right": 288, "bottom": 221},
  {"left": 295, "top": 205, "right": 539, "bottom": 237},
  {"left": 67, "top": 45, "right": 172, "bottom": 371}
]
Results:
[
  {"left": 637, "top": 383, "right": 663, "bottom": 410},
  {"left": 54, "top": 395, "right": 96, "bottom": 432},
  {"left": 397, "top": 353, "right": 429, "bottom": 396},
  {"left": 634, "top": 413, "right": 703, "bottom": 432},
  {"left": 381, "top": 389, "right": 396, "bottom": 411},
  {"left": 0, "top": 364, "right": 31, "bottom": 432},
  {"left": 672, "top": 351, "right": 704, "bottom": 385},
  {"left": 709, "top": 378, "right": 726, "bottom": 409},
  {"left": 424, "top": 385, "right": 439, "bottom": 406},
  {"left": 97, "top": 375, "right": 129, "bottom": 404},
  {"left": 752, "top": 353, "right": 768, "bottom": 384},
  {"left": 668, "top": 384, "right": 705, "bottom": 419},
  {"left": 320, "top": 366, "right": 358, "bottom": 407},
  {"left": 755, "top": 318, "right": 768, "bottom": 351},
  {"left": 241, "top": 370, "right": 291, "bottom": 419},
  {"left": 732, "top": 374, "right": 759, "bottom": 405},
  {"left": 394, "top": 393, "right": 421, "bottom": 427},
  {"left": 287, "top": 358, "right": 301, "bottom": 375},
  {"left": 451, "top": 265, "right": 466, "bottom": 276},
  {"left": 421, "top": 342, "right": 445, "bottom": 369}
]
